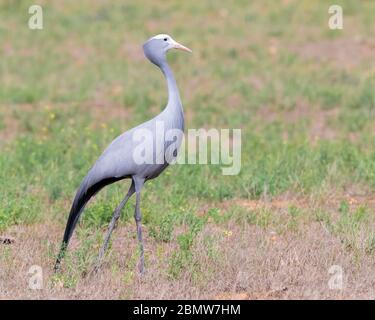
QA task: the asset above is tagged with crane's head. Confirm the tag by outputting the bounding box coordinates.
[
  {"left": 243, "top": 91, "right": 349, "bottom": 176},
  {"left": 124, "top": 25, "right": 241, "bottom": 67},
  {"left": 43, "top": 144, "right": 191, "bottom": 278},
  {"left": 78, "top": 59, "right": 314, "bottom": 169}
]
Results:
[{"left": 143, "top": 34, "right": 192, "bottom": 66}]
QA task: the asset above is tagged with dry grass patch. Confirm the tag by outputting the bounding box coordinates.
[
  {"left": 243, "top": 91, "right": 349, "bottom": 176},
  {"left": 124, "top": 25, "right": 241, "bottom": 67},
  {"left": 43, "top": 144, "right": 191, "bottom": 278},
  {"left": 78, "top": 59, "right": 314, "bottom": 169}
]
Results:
[
  {"left": 257, "top": 102, "right": 339, "bottom": 141},
  {"left": 2, "top": 210, "right": 375, "bottom": 299},
  {"left": 290, "top": 37, "right": 375, "bottom": 69}
]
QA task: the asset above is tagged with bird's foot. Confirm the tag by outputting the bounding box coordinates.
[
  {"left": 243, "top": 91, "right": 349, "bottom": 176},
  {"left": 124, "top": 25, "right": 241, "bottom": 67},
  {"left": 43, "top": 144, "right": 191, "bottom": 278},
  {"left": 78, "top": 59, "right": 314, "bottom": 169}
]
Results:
[
  {"left": 91, "top": 260, "right": 103, "bottom": 275},
  {"left": 92, "top": 248, "right": 107, "bottom": 274},
  {"left": 138, "top": 260, "right": 146, "bottom": 275},
  {"left": 53, "top": 261, "right": 62, "bottom": 273},
  {"left": 92, "top": 265, "right": 100, "bottom": 274}
]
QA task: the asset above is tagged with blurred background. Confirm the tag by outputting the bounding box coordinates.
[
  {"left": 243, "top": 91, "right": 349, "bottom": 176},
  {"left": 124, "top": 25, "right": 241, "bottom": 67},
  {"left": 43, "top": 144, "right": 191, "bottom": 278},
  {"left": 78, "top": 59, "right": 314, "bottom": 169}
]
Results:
[{"left": 1, "top": 0, "right": 375, "bottom": 299}]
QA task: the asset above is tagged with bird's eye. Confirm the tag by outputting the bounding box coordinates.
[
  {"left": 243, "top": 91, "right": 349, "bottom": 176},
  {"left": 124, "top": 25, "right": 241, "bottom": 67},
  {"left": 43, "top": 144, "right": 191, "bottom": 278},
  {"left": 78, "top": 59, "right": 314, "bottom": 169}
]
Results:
[{"left": 164, "top": 38, "right": 168, "bottom": 41}]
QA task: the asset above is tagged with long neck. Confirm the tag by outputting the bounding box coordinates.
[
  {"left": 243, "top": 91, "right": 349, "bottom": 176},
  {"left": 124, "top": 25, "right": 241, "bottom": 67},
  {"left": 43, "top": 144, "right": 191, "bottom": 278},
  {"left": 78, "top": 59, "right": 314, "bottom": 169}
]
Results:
[{"left": 160, "top": 61, "right": 183, "bottom": 112}]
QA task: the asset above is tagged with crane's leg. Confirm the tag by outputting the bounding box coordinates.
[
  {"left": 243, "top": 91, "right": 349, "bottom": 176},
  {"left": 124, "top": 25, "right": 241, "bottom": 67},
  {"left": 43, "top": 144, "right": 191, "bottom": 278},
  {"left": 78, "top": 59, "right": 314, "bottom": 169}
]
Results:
[
  {"left": 134, "top": 178, "right": 145, "bottom": 274},
  {"left": 94, "top": 182, "right": 135, "bottom": 272}
]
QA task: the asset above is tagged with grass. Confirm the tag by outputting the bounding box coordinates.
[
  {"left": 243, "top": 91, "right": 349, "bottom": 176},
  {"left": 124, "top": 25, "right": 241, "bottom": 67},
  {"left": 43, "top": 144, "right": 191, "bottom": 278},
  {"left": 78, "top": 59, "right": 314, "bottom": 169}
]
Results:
[{"left": 1, "top": 0, "right": 375, "bottom": 299}]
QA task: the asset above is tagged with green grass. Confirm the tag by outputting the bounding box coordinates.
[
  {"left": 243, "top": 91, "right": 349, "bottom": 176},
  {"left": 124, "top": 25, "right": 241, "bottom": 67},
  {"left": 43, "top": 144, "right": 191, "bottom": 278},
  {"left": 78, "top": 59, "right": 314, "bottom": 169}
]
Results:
[{"left": 1, "top": 0, "right": 375, "bottom": 285}]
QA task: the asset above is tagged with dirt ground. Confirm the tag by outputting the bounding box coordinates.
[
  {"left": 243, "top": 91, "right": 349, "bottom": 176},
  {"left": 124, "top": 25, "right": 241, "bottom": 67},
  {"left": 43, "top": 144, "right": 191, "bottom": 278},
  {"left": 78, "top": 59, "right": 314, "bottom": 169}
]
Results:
[{"left": 2, "top": 192, "right": 375, "bottom": 300}]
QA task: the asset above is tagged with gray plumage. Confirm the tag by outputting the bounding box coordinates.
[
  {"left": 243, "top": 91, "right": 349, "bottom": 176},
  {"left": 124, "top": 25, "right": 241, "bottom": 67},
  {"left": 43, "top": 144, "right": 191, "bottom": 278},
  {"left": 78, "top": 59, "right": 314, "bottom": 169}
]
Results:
[{"left": 54, "top": 34, "right": 191, "bottom": 273}]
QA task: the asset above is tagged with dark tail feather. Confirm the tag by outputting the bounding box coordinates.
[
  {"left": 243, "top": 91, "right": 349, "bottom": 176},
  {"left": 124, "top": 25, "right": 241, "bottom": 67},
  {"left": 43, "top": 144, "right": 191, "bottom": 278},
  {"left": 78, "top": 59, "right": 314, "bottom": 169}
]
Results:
[{"left": 54, "top": 176, "right": 123, "bottom": 272}]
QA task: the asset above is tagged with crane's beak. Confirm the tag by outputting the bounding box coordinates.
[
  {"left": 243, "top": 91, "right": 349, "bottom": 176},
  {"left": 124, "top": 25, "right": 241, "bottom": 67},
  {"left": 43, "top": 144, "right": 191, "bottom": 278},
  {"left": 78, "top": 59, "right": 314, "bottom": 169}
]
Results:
[{"left": 172, "top": 40, "right": 192, "bottom": 53}]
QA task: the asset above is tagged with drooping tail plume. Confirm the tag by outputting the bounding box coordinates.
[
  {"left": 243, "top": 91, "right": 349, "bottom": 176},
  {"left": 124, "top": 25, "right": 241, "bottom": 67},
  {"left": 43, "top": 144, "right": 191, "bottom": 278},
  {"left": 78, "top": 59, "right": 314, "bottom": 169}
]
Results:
[{"left": 54, "top": 175, "right": 123, "bottom": 272}]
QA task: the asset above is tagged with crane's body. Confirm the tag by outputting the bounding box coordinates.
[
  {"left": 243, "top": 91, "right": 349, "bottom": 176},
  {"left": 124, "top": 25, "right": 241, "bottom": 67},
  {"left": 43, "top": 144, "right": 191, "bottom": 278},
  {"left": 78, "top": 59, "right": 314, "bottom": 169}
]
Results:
[{"left": 54, "top": 34, "right": 191, "bottom": 273}]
